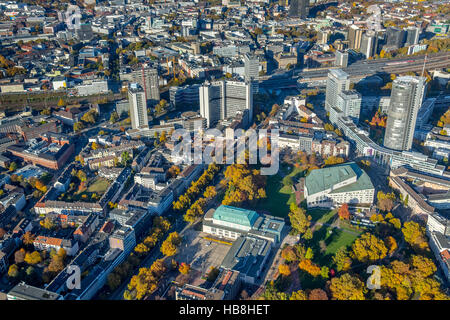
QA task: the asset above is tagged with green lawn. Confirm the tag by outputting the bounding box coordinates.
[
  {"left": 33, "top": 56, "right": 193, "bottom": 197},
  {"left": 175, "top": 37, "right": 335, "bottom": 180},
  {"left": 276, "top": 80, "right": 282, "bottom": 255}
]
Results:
[
  {"left": 252, "top": 166, "right": 306, "bottom": 217},
  {"left": 324, "top": 229, "right": 360, "bottom": 256},
  {"left": 307, "top": 208, "right": 336, "bottom": 223},
  {"left": 308, "top": 211, "right": 362, "bottom": 269},
  {"left": 87, "top": 177, "right": 110, "bottom": 194}
]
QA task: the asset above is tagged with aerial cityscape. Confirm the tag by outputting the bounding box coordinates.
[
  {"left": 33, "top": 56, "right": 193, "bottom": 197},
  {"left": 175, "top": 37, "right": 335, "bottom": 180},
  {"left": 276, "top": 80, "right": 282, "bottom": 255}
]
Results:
[{"left": 0, "top": 0, "right": 449, "bottom": 304}]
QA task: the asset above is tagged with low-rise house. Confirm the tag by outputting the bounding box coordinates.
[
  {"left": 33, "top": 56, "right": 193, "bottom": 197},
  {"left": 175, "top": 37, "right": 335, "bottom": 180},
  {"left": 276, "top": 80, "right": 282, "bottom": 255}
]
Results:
[{"left": 33, "top": 236, "right": 79, "bottom": 256}]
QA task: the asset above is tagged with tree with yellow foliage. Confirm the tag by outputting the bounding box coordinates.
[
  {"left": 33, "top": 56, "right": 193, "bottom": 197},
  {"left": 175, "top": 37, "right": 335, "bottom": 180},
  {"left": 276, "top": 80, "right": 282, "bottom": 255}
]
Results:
[
  {"left": 329, "top": 273, "right": 366, "bottom": 300},
  {"left": 288, "top": 203, "right": 312, "bottom": 238},
  {"left": 385, "top": 236, "right": 398, "bottom": 255},
  {"left": 352, "top": 233, "right": 388, "bottom": 263},
  {"left": 179, "top": 262, "right": 190, "bottom": 275},
  {"left": 402, "top": 221, "right": 428, "bottom": 250},
  {"left": 278, "top": 264, "right": 291, "bottom": 276},
  {"left": 160, "top": 232, "right": 182, "bottom": 257},
  {"left": 8, "top": 264, "right": 19, "bottom": 278},
  {"left": 134, "top": 243, "right": 150, "bottom": 255},
  {"left": 24, "top": 251, "right": 42, "bottom": 265},
  {"left": 290, "top": 290, "right": 307, "bottom": 300},
  {"left": 40, "top": 216, "right": 55, "bottom": 230},
  {"left": 203, "top": 186, "right": 217, "bottom": 199}
]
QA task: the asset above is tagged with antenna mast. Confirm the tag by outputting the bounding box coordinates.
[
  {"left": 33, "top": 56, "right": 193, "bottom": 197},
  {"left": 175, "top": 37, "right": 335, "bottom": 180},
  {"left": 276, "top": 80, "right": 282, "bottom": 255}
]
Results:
[{"left": 421, "top": 54, "right": 427, "bottom": 77}]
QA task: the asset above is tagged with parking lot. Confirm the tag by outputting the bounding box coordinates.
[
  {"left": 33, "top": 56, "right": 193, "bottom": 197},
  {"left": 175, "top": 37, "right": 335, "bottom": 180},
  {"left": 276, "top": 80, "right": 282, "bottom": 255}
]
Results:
[{"left": 176, "top": 229, "right": 231, "bottom": 276}]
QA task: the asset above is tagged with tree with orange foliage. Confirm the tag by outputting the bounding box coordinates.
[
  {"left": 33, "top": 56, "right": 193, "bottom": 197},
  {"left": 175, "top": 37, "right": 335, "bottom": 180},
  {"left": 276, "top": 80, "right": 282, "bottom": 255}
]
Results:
[
  {"left": 338, "top": 203, "right": 350, "bottom": 220},
  {"left": 278, "top": 264, "right": 291, "bottom": 276},
  {"left": 308, "top": 288, "right": 328, "bottom": 300},
  {"left": 298, "top": 259, "right": 321, "bottom": 277},
  {"left": 369, "top": 110, "right": 387, "bottom": 128},
  {"left": 23, "top": 231, "right": 35, "bottom": 246},
  {"left": 179, "top": 262, "right": 190, "bottom": 275}
]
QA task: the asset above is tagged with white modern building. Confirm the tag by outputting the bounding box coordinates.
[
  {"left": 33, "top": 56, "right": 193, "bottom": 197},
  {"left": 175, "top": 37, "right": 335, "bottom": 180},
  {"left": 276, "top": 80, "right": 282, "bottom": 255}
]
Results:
[
  {"left": 332, "top": 90, "right": 362, "bottom": 125},
  {"left": 384, "top": 76, "right": 427, "bottom": 151},
  {"left": 128, "top": 83, "right": 149, "bottom": 130},
  {"left": 304, "top": 162, "right": 375, "bottom": 208},
  {"left": 199, "top": 80, "right": 253, "bottom": 128},
  {"left": 325, "top": 69, "right": 350, "bottom": 112},
  {"left": 203, "top": 205, "right": 285, "bottom": 243}
]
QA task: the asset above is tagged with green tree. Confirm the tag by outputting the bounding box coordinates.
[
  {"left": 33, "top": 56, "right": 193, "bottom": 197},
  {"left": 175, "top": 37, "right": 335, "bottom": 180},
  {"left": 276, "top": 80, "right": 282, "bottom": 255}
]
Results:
[
  {"left": 9, "top": 162, "right": 17, "bottom": 172},
  {"left": 110, "top": 111, "right": 119, "bottom": 123},
  {"left": 333, "top": 247, "right": 352, "bottom": 272},
  {"left": 288, "top": 203, "right": 312, "bottom": 237}
]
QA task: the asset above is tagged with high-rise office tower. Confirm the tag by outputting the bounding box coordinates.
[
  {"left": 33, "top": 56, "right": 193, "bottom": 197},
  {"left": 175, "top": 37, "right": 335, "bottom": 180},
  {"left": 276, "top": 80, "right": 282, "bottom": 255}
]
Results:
[
  {"left": 289, "top": 0, "right": 308, "bottom": 19},
  {"left": 348, "top": 25, "right": 363, "bottom": 50},
  {"left": 334, "top": 50, "right": 349, "bottom": 67},
  {"left": 128, "top": 83, "right": 149, "bottom": 130},
  {"left": 336, "top": 90, "right": 362, "bottom": 124},
  {"left": 325, "top": 69, "right": 350, "bottom": 112},
  {"left": 405, "top": 27, "right": 420, "bottom": 46},
  {"left": 244, "top": 53, "right": 259, "bottom": 94},
  {"left": 384, "top": 76, "right": 426, "bottom": 151},
  {"left": 385, "top": 27, "right": 406, "bottom": 49},
  {"left": 131, "top": 65, "right": 160, "bottom": 105},
  {"left": 200, "top": 80, "right": 253, "bottom": 128},
  {"left": 317, "top": 30, "right": 329, "bottom": 45},
  {"left": 244, "top": 54, "right": 259, "bottom": 81},
  {"left": 360, "top": 31, "right": 376, "bottom": 58}
]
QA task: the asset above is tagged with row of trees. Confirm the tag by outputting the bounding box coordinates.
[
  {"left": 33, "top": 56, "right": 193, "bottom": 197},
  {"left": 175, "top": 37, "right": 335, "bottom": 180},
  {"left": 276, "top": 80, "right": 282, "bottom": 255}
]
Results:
[
  {"left": 262, "top": 280, "right": 329, "bottom": 300},
  {"left": 173, "top": 163, "right": 220, "bottom": 214},
  {"left": 296, "top": 151, "right": 344, "bottom": 171},
  {"left": 107, "top": 217, "right": 171, "bottom": 293},
  {"left": 122, "top": 231, "right": 182, "bottom": 299},
  {"left": 184, "top": 185, "right": 217, "bottom": 223},
  {"left": 134, "top": 217, "right": 171, "bottom": 257},
  {"left": 124, "top": 259, "right": 168, "bottom": 300}
]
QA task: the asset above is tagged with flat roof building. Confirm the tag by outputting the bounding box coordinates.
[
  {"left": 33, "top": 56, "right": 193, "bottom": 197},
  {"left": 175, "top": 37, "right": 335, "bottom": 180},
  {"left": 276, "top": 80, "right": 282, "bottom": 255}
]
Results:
[
  {"left": 203, "top": 205, "right": 285, "bottom": 243},
  {"left": 304, "top": 162, "right": 375, "bottom": 208},
  {"left": 220, "top": 235, "right": 271, "bottom": 285},
  {"left": 7, "top": 283, "right": 62, "bottom": 300}
]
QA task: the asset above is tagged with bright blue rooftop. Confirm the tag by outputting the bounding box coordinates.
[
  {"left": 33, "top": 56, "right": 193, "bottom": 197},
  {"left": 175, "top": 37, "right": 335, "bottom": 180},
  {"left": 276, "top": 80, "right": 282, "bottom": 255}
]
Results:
[{"left": 213, "top": 205, "right": 259, "bottom": 227}]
